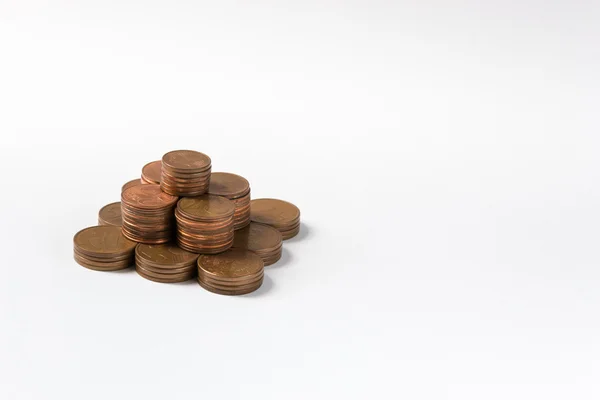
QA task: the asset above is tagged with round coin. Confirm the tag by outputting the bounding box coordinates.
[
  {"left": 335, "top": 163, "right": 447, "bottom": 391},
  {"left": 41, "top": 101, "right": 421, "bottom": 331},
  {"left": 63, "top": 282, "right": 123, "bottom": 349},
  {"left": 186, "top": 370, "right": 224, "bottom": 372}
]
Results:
[
  {"left": 250, "top": 198, "right": 300, "bottom": 228},
  {"left": 162, "top": 150, "right": 211, "bottom": 172},
  {"left": 98, "top": 202, "right": 122, "bottom": 227},
  {"left": 197, "top": 249, "right": 263, "bottom": 280},
  {"left": 74, "top": 226, "right": 137, "bottom": 257}
]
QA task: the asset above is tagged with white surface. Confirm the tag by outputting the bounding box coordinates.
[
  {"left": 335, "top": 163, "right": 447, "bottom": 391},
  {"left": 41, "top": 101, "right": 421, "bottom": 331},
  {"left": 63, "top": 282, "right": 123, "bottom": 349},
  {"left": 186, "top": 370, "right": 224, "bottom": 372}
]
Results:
[{"left": 1, "top": 1, "right": 599, "bottom": 399}]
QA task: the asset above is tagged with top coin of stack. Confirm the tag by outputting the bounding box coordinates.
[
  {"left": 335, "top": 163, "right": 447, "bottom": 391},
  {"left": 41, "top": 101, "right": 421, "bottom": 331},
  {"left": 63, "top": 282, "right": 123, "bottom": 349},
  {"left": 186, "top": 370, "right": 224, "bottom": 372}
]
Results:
[
  {"left": 141, "top": 160, "right": 161, "bottom": 185},
  {"left": 98, "top": 202, "right": 122, "bottom": 227},
  {"left": 208, "top": 172, "right": 251, "bottom": 230},
  {"left": 161, "top": 150, "right": 212, "bottom": 196},
  {"left": 250, "top": 198, "right": 301, "bottom": 240}
]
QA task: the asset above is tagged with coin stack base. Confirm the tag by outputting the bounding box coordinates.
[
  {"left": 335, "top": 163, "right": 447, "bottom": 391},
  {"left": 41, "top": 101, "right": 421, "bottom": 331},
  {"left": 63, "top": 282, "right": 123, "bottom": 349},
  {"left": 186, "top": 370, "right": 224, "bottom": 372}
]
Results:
[
  {"left": 233, "top": 222, "right": 282, "bottom": 266},
  {"left": 135, "top": 243, "right": 198, "bottom": 283},
  {"left": 73, "top": 226, "right": 137, "bottom": 271},
  {"left": 197, "top": 249, "right": 264, "bottom": 295},
  {"left": 161, "top": 150, "right": 212, "bottom": 196}
]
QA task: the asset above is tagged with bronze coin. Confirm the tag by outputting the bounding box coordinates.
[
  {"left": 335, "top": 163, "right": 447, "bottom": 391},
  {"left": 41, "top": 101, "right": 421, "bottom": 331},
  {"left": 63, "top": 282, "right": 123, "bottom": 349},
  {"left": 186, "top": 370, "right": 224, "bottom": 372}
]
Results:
[
  {"left": 250, "top": 198, "right": 300, "bottom": 229},
  {"left": 162, "top": 150, "right": 211, "bottom": 172},
  {"left": 136, "top": 268, "right": 195, "bottom": 283},
  {"left": 98, "top": 202, "right": 122, "bottom": 227},
  {"left": 122, "top": 185, "right": 178, "bottom": 210},
  {"left": 177, "top": 195, "right": 235, "bottom": 221},
  {"left": 74, "top": 247, "right": 133, "bottom": 263},
  {"left": 197, "top": 249, "right": 263, "bottom": 280},
  {"left": 197, "top": 277, "right": 263, "bottom": 295},
  {"left": 136, "top": 243, "right": 198, "bottom": 269},
  {"left": 74, "top": 252, "right": 132, "bottom": 269},
  {"left": 208, "top": 172, "right": 250, "bottom": 199},
  {"left": 74, "top": 226, "right": 137, "bottom": 258},
  {"left": 141, "top": 160, "right": 162, "bottom": 184},
  {"left": 198, "top": 268, "right": 263, "bottom": 284},
  {"left": 233, "top": 222, "right": 282, "bottom": 254},
  {"left": 200, "top": 274, "right": 264, "bottom": 290},
  {"left": 122, "top": 178, "right": 143, "bottom": 193},
  {"left": 136, "top": 264, "right": 195, "bottom": 280}
]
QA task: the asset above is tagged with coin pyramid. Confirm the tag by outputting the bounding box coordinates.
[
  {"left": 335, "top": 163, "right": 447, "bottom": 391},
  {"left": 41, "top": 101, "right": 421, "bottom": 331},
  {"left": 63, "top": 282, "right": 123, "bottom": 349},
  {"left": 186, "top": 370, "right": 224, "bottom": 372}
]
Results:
[{"left": 75, "top": 149, "right": 302, "bottom": 295}]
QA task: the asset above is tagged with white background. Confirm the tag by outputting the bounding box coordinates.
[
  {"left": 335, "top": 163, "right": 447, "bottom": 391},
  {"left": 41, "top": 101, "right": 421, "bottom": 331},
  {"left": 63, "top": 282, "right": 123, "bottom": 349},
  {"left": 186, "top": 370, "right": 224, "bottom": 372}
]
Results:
[{"left": 1, "top": 1, "right": 599, "bottom": 399}]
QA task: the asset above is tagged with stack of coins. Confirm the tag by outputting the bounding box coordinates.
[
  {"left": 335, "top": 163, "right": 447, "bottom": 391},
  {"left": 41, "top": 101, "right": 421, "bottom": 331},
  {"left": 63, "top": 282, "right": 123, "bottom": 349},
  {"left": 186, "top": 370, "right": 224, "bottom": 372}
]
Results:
[
  {"left": 121, "top": 185, "right": 178, "bottom": 244},
  {"left": 250, "top": 198, "right": 301, "bottom": 240},
  {"left": 141, "top": 160, "right": 161, "bottom": 185},
  {"left": 73, "top": 226, "right": 137, "bottom": 271},
  {"left": 208, "top": 172, "right": 251, "bottom": 230},
  {"left": 122, "top": 178, "right": 142, "bottom": 193},
  {"left": 175, "top": 195, "right": 235, "bottom": 254},
  {"left": 197, "top": 249, "right": 264, "bottom": 295},
  {"left": 233, "top": 222, "right": 282, "bottom": 266},
  {"left": 98, "top": 202, "right": 122, "bottom": 227},
  {"left": 135, "top": 243, "right": 198, "bottom": 283},
  {"left": 161, "top": 150, "right": 212, "bottom": 196}
]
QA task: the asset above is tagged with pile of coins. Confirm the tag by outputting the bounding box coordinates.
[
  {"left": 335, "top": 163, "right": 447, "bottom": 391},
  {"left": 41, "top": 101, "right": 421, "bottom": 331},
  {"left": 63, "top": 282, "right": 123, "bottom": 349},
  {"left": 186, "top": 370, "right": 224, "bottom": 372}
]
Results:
[
  {"left": 250, "top": 198, "right": 301, "bottom": 239},
  {"left": 233, "top": 222, "right": 282, "bottom": 266},
  {"left": 121, "top": 185, "right": 178, "bottom": 244},
  {"left": 175, "top": 196, "right": 235, "bottom": 254},
  {"left": 197, "top": 249, "right": 264, "bottom": 295},
  {"left": 135, "top": 243, "right": 198, "bottom": 283},
  {"left": 74, "top": 149, "right": 302, "bottom": 296},
  {"left": 74, "top": 226, "right": 136, "bottom": 271},
  {"left": 161, "top": 150, "right": 212, "bottom": 196}
]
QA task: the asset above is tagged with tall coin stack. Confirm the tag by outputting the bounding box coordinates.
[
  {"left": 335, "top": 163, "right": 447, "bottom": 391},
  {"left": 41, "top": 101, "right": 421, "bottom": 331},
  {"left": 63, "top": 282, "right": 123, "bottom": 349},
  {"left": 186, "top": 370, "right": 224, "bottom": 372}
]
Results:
[
  {"left": 175, "top": 195, "right": 235, "bottom": 254},
  {"left": 208, "top": 172, "right": 251, "bottom": 230},
  {"left": 121, "top": 185, "right": 179, "bottom": 244},
  {"left": 160, "top": 150, "right": 212, "bottom": 196},
  {"left": 197, "top": 249, "right": 264, "bottom": 295}
]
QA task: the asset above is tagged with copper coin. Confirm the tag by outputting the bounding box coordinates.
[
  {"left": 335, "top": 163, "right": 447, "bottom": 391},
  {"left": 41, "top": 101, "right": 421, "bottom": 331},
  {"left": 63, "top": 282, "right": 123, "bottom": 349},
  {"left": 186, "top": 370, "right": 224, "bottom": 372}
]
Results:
[
  {"left": 136, "top": 264, "right": 195, "bottom": 280},
  {"left": 208, "top": 172, "right": 250, "bottom": 199},
  {"left": 74, "top": 247, "right": 133, "bottom": 263},
  {"left": 250, "top": 198, "right": 300, "bottom": 229},
  {"left": 198, "top": 268, "right": 264, "bottom": 284},
  {"left": 121, "top": 178, "right": 143, "bottom": 193},
  {"left": 197, "top": 277, "right": 263, "bottom": 295},
  {"left": 200, "top": 274, "right": 264, "bottom": 290},
  {"left": 74, "top": 252, "right": 132, "bottom": 269},
  {"left": 136, "top": 243, "right": 198, "bottom": 269},
  {"left": 136, "top": 268, "right": 195, "bottom": 283},
  {"left": 141, "top": 160, "right": 162, "bottom": 184},
  {"left": 162, "top": 150, "right": 212, "bottom": 172},
  {"left": 74, "top": 226, "right": 137, "bottom": 258},
  {"left": 98, "top": 202, "right": 123, "bottom": 227},
  {"left": 177, "top": 195, "right": 235, "bottom": 221},
  {"left": 233, "top": 222, "right": 282, "bottom": 253},
  {"left": 122, "top": 185, "right": 178, "bottom": 210},
  {"left": 197, "top": 249, "right": 263, "bottom": 280}
]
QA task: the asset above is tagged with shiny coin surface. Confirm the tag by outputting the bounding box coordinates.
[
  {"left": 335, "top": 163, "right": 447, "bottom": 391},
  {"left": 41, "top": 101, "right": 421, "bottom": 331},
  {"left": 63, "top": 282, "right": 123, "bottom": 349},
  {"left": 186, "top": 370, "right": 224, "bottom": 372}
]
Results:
[
  {"left": 177, "top": 195, "right": 235, "bottom": 221},
  {"left": 250, "top": 199, "right": 300, "bottom": 228},
  {"left": 141, "top": 160, "right": 162, "bottom": 184},
  {"left": 197, "top": 249, "right": 263, "bottom": 280},
  {"left": 74, "top": 226, "right": 137, "bottom": 257},
  {"left": 162, "top": 150, "right": 211, "bottom": 172},
  {"left": 208, "top": 172, "right": 250, "bottom": 199},
  {"left": 122, "top": 185, "right": 178, "bottom": 210},
  {"left": 136, "top": 243, "right": 198, "bottom": 269},
  {"left": 122, "top": 178, "right": 143, "bottom": 193}
]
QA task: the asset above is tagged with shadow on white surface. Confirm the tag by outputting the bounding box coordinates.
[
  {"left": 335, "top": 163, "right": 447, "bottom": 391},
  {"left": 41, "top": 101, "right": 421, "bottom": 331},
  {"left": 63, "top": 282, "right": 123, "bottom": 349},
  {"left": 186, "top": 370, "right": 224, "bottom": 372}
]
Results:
[
  {"left": 267, "top": 247, "right": 292, "bottom": 270},
  {"left": 245, "top": 274, "right": 273, "bottom": 297}
]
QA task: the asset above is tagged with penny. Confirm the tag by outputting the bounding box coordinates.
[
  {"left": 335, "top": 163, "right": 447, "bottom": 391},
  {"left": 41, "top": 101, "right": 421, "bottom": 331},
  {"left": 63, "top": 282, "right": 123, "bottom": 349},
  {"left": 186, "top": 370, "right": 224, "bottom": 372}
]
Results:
[
  {"left": 98, "top": 202, "right": 123, "bottom": 227},
  {"left": 136, "top": 264, "right": 195, "bottom": 281},
  {"left": 250, "top": 199, "right": 300, "bottom": 228},
  {"left": 136, "top": 243, "right": 198, "bottom": 269},
  {"left": 74, "top": 252, "right": 132, "bottom": 269},
  {"left": 177, "top": 196, "right": 235, "bottom": 220},
  {"left": 122, "top": 178, "right": 143, "bottom": 193},
  {"left": 200, "top": 274, "right": 264, "bottom": 291},
  {"left": 197, "top": 249, "right": 263, "bottom": 280},
  {"left": 74, "top": 226, "right": 137, "bottom": 257},
  {"left": 121, "top": 185, "right": 178, "bottom": 210},
  {"left": 136, "top": 269, "right": 196, "bottom": 283},
  {"left": 162, "top": 150, "right": 211, "bottom": 172},
  {"left": 232, "top": 222, "right": 282, "bottom": 266},
  {"left": 208, "top": 172, "right": 250, "bottom": 199},
  {"left": 141, "top": 160, "right": 162, "bottom": 184},
  {"left": 197, "top": 278, "right": 263, "bottom": 296}
]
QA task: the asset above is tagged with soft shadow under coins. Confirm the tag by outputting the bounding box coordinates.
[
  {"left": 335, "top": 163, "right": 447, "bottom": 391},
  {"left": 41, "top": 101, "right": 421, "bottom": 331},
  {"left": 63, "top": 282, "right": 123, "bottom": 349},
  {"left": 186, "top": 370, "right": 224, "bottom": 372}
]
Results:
[{"left": 285, "top": 222, "right": 310, "bottom": 243}]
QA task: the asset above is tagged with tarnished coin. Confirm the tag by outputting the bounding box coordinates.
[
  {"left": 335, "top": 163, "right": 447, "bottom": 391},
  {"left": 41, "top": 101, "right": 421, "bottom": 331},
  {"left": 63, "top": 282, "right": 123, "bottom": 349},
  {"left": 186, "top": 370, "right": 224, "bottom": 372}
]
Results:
[
  {"left": 122, "top": 185, "right": 178, "bottom": 210},
  {"left": 141, "top": 160, "right": 162, "bottom": 184},
  {"left": 98, "top": 202, "right": 122, "bottom": 227},
  {"left": 208, "top": 172, "right": 250, "bottom": 199},
  {"left": 197, "top": 249, "right": 263, "bottom": 280},
  {"left": 122, "top": 178, "right": 143, "bottom": 193},
  {"left": 74, "top": 226, "right": 137, "bottom": 257},
  {"left": 250, "top": 199, "right": 300, "bottom": 228},
  {"left": 177, "top": 195, "right": 235, "bottom": 221},
  {"left": 136, "top": 243, "right": 198, "bottom": 269},
  {"left": 162, "top": 150, "right": 211, "bottom": 172}
]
